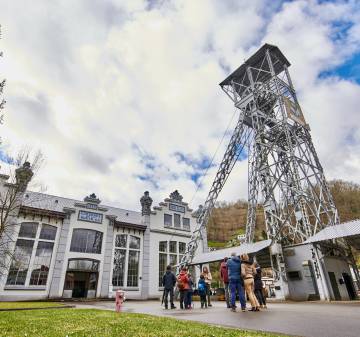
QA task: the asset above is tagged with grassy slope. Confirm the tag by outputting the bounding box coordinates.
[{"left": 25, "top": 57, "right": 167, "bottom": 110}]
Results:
[
  {"left": 0, "top": 302, "right": 65, "bottom": 309},
  {"left": 0, "top": 308, "right": 287, "bottom": 337}
]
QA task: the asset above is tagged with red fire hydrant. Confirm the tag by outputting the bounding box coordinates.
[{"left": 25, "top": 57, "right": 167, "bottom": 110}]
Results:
[{"left": 115, "top": 290, "right": 125, "bottom": 312}]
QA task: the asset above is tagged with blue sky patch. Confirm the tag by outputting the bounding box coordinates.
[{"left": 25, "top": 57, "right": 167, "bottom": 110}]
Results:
[
  {"left": 174, "top": 152, "right": 216, "bottom": 186},
  {"left": 136, "top": 173, "right": 159, "bottom": 189},
  {"left": 320, "top": 52, "right": 360, "bottom": 84},
  {"left": 0, "top": 149, "right": 14, "bottom": 165},
  {"left": 174, "top": 151, "right": 214, "bottom": 171}
]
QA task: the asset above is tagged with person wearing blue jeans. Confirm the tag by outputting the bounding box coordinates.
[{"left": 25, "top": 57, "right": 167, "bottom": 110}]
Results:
[{"left": 227, "top": 252, "right": 246, "bottom": 312}]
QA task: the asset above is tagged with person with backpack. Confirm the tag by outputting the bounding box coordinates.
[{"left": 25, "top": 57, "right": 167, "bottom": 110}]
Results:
[
  {"left": 220, "top": 257, "right": 230, "bottom": 308},
  {"left": 177, "top": 267, "right": 190, "bottom": 309},
  {"left": 162, "top": 265, "right": 176, "bottom": 309},
  {"left": 202, "top": 266, "right": 212, "bottom": 307},
  {"left": 227, "top": 252, "right": 246, "bottom": 312},
  {"left": 198, "top": 274, "right": 207, "bottom": 308},
  {"left": 186, "top": 272, "right": 194, "bottom": 309}
]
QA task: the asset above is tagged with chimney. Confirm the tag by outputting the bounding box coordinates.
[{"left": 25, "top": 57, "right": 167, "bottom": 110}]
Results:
[{"left": 15, "top": 161, "right": 34, "bottom": 192}]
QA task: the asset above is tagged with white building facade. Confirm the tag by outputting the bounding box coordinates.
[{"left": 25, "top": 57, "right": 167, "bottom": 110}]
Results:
[{"left": 0, "top": 179, "right": 207, "bottom": 300}]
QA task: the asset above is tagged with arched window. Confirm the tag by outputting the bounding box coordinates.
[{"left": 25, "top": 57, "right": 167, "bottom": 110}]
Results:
[{"left": 70, "top": 229, "right": 103, "bottom": 254}]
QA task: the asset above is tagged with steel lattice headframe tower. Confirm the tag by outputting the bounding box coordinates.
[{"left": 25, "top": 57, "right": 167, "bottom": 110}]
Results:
[{"left": 179, "top": 43, "right": 339, "bottom": 270}]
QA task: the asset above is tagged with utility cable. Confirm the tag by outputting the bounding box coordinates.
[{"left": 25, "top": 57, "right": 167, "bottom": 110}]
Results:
[{"left": 189, "top": 106, "right": 239, "bottom": 208}]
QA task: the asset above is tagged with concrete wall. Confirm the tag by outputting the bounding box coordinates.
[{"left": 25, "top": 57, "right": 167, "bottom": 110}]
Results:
[
  {"left": 284, "top": 243, "right": 356, "bottom": 301},
  {"left": 323, "top": 257, "right": 352, "bottom": 301},
  {"left": 283, "top": 244, "right": 321, "bottom": 301}
]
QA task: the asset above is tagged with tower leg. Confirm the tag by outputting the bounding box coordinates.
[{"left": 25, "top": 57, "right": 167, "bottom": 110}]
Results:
[{"left": 270, "top": 243, "right": 290, "bottom": 300}]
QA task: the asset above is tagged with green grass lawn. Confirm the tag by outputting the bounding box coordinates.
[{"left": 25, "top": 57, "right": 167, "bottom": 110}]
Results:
[
  {"left": 0, "top": 301, "right": 65, "bottom": 310},
  {"left": 0, "top": 308, "right": 288, "bottom": 337}
]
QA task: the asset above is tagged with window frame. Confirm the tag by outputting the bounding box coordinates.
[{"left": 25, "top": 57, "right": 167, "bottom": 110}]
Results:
[
  {"left": 112, "top": 233, "right": 142, "bottom": 289},
  {"left": 164, "top": 214, "right": 172, "bottom": 227},
  {"left": 6, "top": 222, "right": 57, "bottom": 288},
  {"left": 70, "top": 228, "right": 103, "bottom": 254},
  {"left": 173, "top": 213, "right": 181, "bottom": 228},
  {"left": 182, "top": 217, "right": 190, "bottom": 231},
  {"left": 158, "top": 240, "right": 187, "bottom": 287}
]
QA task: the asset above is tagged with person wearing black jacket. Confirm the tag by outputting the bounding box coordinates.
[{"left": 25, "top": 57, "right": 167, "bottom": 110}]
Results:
[
  {"left": 162, "top": 265, "right": 177, "bottom": 309},
  {"left": 254, "top": 264, "right": 267, "bottom": 308}
]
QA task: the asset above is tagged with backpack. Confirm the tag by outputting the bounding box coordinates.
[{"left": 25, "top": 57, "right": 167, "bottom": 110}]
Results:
[
  {"left": 198, "top": 281, "right": 206, "bottom": 295},
  {"left": 177, "top": 275, "right": 185, "bottom": 290}
]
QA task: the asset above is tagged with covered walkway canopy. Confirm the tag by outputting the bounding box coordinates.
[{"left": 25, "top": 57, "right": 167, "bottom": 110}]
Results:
[
  {"left": 190, "top": 239, "right": 272, "bottom": 267},
  {"left": 305, "top": 219, "right": 360, "bottom": 249}
]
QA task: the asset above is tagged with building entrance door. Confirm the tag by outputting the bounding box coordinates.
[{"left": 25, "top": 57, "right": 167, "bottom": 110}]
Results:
[
  {"left": 72, "top": 273, "right": 88, "bottom": 298},
  {"left": 342, "top": 273, "right": 356, "bottom": 300},
  {"left": 63, "top": 259, "right": 100, "bottom": 299}
]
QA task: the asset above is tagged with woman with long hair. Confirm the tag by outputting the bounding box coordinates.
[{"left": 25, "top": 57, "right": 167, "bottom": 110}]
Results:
[
  {"left": 241, "top": 254, "right": 260, "bottom": 311},
  {"left": 202, "top": 266, "right": 212, "bottom": 307}
]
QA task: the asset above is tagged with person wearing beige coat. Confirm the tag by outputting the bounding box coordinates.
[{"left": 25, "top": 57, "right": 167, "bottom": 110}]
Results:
[{"left": 241, "top": 254, "right": 260, "bottom": 311}]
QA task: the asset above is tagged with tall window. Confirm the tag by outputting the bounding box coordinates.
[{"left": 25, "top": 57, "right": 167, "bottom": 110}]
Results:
[
  {"left": 6, "top": 223, "right": 57, "bottom": 286},
  {"left": 158, "top": 241, "right": 167, "bottom": 287},
  {"left": 164, "top": 214, "right": 172, "bottom": 227},
  {"left": 179, "top": 242, "right": 186, "bottom": 263},
  {"left": 182, "top": 218, "right": 190, "bottom": 231},
  {"left": 158, "top": 240, "right": 187, "bottom": 286},
  {"left": 127, "top": 236, "right": 140, "bottom": 287},
  {"left": 113, "top": 234, "right": 127, "bottom": 287},
  {"left": 6, "top": 239, "right": 34, "bottom": 285},
  {"left": 70, "top": 229, "right": 103, "bottom": 254},
  {"left": 112, "top": 234, "right": 141, "bottom": 288},
  {"left": 29, "top": 241, "right": 54, "bottom": 285},
  {"left": 174, "top": 214, "right": 181, "bottom": 228}
]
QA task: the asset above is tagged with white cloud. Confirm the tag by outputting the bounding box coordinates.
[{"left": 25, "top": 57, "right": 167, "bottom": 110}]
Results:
[{"left": 0, "top": 0, "right": 359, "bottom": 212}]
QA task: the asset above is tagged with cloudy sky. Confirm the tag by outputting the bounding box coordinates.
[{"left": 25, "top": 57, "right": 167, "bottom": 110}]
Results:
[{"left": 0, "top": 0, "right": 360, "bottom": 212}]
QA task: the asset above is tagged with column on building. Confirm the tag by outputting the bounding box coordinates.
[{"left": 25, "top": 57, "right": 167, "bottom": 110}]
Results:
[
  {"left": 100, "top": 215, "right": 116, "bottom": 298},
  {"left": 49, "top": 208, "right": 75, "bottom": 298},
  {"left": 140, "top": 191, "right": 152, "bottom": 300}
]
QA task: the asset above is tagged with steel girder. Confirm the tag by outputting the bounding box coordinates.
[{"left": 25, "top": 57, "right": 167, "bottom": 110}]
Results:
[{"left": 177, "top": 116, "right": 251, "bottom": 272}]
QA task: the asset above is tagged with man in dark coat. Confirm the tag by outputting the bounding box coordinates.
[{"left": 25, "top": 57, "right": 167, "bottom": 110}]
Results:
[
  {"left": 227, "top": 252, "right": 246, "bottom": 312},
  {"left": 162, "top": 265, "right": 176, "bottom": 309}
]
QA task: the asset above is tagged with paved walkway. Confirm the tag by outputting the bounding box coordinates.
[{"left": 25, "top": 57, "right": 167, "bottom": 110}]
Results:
[{"left": 75, "top": 300, "right": 360, "bottom": 337}]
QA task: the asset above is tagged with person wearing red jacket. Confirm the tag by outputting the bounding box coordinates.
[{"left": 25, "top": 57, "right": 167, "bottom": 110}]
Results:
[
  {"left": 177, "top": 267, "right": 190, "bottom": 309},
  {"left": 220, "top": 257, "right": 230, "bottom": 308}
]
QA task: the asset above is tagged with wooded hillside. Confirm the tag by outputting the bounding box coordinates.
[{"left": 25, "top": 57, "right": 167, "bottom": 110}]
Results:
[{"left": 207, "top": 179, "right": 360, "bottom": 248}]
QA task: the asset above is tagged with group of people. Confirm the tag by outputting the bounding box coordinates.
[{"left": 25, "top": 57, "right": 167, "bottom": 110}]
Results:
[
  {"left": 161, "top": 252, "right": 266, "bottom": 312},
  {"left": 162, "top": 265, "right": 212, "bottom": 310},
  {"left": 220, "top": 252, "right": 267, "bottom": 312}
]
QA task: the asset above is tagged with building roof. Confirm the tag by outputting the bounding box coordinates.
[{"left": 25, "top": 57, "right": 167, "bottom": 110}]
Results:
[
  {"left": 22, "top": 191, "right": 142, "bottom": 224},
  {"left": 304, "top": 220, "right": 360, "bottom": 249},
  {"left": 114, "top": 220, "right": 147, "bottom": 231},
  {"left": 190, "top": 239, "right": 272, "bottom": 265},
  {"left": 219, "top": 43, "right": 290, "bottom": 88}
]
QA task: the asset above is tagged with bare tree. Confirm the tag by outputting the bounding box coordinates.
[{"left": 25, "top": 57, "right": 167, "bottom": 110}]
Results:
[
  {"left": 0, "top": 150, "right": 45, "bottom": 277},
  {"left": 0, "top": 24, "right": 6, "bottom": 135}
]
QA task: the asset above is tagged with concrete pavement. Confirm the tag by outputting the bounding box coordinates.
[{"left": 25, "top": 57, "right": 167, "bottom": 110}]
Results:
[{"left": 75, "top": 300, "right": 360, "bottom": 337}]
